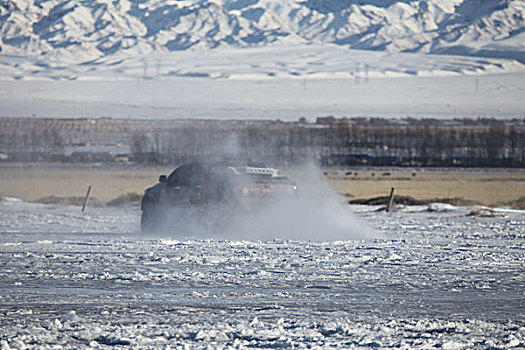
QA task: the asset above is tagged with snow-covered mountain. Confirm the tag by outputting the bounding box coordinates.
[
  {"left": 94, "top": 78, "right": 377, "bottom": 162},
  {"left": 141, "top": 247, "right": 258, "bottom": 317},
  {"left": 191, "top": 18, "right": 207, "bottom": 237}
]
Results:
[{"left": 1, "top": 0, "right": 524, "bottom": 63}]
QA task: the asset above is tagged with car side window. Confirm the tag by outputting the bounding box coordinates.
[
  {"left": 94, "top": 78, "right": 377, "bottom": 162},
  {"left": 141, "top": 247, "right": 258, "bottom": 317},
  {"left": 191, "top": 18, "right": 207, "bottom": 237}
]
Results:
[
  {"left": 168, "top": 164, "right": 192, "bottom": 185},
  {"left": 167, "top": 163, "right": 208, "bottom": 186},
  {"left": 187, "top": 163, "right": 208, "bottom": 185}
]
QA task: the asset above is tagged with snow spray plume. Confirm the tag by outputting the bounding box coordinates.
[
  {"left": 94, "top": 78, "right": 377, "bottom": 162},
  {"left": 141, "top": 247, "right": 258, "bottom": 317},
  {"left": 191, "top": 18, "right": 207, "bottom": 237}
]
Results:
[
  {"left": 145, "top": 162, "right": 377, "bottom": 241},
  {"left": 224, "top": 162, "right": 377, "bottom": 241}
]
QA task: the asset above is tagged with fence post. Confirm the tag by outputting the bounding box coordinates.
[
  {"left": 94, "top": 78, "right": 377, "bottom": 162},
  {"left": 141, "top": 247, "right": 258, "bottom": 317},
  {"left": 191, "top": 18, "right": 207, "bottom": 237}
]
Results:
[
  {"left": 386, "top": 187, "right": 395, "bottom": 212},
  {"left": 82, "top": 185, "right": 92, "bottom": 212}
]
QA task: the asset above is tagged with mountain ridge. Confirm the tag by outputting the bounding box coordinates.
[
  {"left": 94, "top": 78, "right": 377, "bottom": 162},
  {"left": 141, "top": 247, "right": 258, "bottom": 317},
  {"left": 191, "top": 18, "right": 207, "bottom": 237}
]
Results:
[{"left": 1, "top": 0, "right": 524, "bottom": 63}]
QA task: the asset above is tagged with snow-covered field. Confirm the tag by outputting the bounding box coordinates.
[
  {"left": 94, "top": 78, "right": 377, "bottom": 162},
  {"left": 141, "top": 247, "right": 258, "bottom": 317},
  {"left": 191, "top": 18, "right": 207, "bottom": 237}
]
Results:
[
  {"left": 1, "top": 197, "right": 524, "bottom": 349},
  {"left": 1, "top": 44, "right": 525, "bottom": 120}
]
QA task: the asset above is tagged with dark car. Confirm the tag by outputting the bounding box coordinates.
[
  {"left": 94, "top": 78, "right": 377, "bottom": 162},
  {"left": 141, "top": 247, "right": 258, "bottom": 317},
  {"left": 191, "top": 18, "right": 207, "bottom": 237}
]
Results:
[{"left": 140, "top": 162, "right": 297, "bottom": 232}]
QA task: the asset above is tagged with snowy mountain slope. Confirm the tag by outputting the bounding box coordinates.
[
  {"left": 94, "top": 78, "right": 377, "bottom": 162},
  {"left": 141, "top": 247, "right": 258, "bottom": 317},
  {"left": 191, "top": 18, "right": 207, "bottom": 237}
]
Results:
[{"left": 1, "top": 0, "right": 524, "bottom": 63}]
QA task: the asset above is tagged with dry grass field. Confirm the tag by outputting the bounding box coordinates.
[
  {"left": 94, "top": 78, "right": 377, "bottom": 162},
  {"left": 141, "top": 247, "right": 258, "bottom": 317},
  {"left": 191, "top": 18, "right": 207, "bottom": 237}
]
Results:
[
  {"left": 326, "top": 169, "right": 525, "bottom": 208},
  {"left": 0, "top": 164, "right": 166, "bottom": 204},
  {"left": 0, "top": 164, "right": 524, "bottom": 208}
]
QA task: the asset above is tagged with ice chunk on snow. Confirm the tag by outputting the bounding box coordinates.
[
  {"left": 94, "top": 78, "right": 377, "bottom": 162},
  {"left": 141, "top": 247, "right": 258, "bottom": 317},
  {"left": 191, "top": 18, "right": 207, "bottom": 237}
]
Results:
[
  {"left": 194, "top": 329, "right": 229, "bottom": 341},
  {"left": 61, "top": 310, "right": 78, "bottom": 322},
  {"left": 441, "top": 341, "right": 468, "bottom": 349}
]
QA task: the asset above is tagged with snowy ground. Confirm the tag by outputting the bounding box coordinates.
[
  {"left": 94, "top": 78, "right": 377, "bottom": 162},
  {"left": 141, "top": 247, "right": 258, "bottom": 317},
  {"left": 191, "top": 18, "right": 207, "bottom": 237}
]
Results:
[{"left": 1, "top": 197, "right": 524, "bottom": 349}]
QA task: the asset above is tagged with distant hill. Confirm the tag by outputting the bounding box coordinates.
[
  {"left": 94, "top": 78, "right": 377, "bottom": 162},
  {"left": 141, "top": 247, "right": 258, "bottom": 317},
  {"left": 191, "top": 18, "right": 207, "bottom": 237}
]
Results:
[{"left": 1, "top": 0, "right": 524, "bottom": 63}]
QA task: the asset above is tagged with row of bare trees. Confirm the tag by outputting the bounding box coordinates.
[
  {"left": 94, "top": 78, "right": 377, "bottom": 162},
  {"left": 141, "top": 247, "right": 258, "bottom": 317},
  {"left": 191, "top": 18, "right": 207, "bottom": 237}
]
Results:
[
  {"left": 128, "top": 119, "right": 524, "bottom": 167},
  {"left": 0, "top": 129, "right": 64, "bottom": 161},
  {"left": 318, "top": 122, "right": 523, "bottom": 166},
  {"left": 0, "top": 117, "right": 523, "bottom": 167}
]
